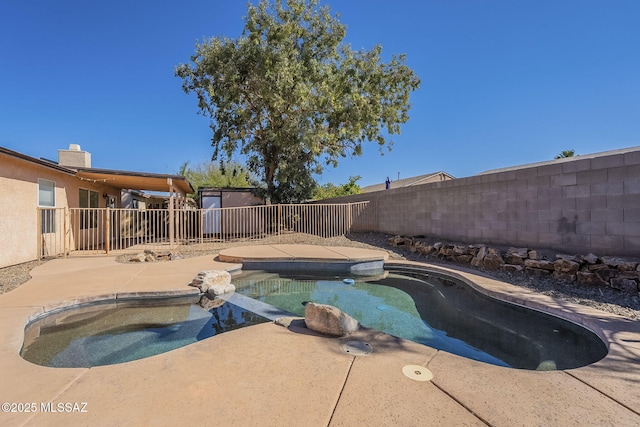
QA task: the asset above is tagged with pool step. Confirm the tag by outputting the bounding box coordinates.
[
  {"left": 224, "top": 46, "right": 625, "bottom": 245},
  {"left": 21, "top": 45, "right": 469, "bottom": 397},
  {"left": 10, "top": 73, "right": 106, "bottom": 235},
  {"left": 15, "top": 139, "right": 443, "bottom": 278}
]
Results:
[{"left": 217, "top": 293, "right": 296, "bottom": 321}]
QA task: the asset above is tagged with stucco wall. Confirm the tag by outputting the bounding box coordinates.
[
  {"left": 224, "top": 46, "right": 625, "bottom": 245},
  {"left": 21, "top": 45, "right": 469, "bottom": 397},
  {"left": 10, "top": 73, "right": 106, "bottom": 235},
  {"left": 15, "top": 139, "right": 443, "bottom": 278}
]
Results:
[
  {"left": 0, "top": 154, "right": 120, "bottom": 268},
  {"left": 321, "top": 147, "right": 640, "bottom": 257}
]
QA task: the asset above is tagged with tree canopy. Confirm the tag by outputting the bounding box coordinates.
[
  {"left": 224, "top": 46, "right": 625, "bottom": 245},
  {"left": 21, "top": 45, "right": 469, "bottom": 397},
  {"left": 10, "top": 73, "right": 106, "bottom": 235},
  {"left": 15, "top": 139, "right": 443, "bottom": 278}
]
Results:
[
  {"left": 176, "top": 0, "right": 420, "bottom": 203},
  {"left": 313, "top": 175, "right": 362, "bottom": 200},
  {"left": 178, "top": 160, "right": 254, "bottom": 197},
  {"left": 555, "top": 149, "right": 576, "bottom": 159}
]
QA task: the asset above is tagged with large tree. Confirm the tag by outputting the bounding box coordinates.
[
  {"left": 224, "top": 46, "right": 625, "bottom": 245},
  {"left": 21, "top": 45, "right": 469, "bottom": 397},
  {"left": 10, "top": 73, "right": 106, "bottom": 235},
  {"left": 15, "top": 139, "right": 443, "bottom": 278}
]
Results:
[
  {"left": 178, "top": 160, "right": 254, "bottom": 197},
  {"left": 176, "top": 0, "right": 420, "bottom": 203}
]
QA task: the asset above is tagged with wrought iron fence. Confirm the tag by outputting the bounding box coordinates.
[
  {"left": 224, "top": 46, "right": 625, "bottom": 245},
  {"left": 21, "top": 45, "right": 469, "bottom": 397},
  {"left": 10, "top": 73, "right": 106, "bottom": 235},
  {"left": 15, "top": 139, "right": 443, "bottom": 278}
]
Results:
[{"left": 37, "top": 201, "right": 375, "bottom": 257}]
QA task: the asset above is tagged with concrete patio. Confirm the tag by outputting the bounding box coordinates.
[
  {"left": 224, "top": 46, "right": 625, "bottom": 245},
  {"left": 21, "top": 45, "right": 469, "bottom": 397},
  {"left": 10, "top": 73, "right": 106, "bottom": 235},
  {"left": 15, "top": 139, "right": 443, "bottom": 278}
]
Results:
[{"left": 0, "top": 245, "right": 639, "bottom": 426}]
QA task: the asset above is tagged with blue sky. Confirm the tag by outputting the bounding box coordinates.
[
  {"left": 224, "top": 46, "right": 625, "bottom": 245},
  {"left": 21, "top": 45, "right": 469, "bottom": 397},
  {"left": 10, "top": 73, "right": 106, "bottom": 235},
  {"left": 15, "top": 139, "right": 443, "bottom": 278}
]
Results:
[{"left": 1, "top": 0, "right": 638, "bottom": 188}]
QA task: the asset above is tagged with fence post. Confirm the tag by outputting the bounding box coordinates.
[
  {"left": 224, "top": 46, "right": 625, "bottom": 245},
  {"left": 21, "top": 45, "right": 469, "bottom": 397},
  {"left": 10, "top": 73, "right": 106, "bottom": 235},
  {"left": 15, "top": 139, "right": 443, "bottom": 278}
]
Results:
[
  {"left": 105, "top": 207, "right": 110, "bottom": 255},
  {"left": 277, "top": 204, "right": 281, "bottom": 243},
  {"left": 63, "top": 207, "right": 68, "bottom": 258},
  {"left": 36, "top": 208, "right": 42, "bottom": 259}
]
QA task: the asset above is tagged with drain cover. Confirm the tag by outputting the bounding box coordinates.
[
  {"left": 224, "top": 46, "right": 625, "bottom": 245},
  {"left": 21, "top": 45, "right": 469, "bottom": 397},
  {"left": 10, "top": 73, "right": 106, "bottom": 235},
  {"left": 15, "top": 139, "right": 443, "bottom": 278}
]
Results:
[
  {"left": 402, "top": 365, "right": 433, "bottom": 381},
  {"left": 342, "top": 340, "right": 373, "bottom": 356}
]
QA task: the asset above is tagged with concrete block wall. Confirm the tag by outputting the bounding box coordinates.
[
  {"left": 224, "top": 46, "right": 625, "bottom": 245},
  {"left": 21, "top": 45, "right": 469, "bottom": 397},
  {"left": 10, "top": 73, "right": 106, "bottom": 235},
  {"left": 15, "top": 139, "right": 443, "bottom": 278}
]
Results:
[{"left": 324, "top": 146, "right": 640, "bottom": 257}]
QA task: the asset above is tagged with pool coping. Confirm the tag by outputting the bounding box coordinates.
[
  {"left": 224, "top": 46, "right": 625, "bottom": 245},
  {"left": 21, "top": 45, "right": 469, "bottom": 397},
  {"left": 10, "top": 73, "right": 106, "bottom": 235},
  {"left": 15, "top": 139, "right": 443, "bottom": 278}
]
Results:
[{"left": 1, "top": 246, "right": 639, "bottom": 426}]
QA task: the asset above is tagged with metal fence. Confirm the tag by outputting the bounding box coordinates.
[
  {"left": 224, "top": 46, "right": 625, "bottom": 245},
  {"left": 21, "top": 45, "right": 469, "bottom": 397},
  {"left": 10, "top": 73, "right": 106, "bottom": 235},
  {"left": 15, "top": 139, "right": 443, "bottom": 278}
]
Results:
[{"left": 37, "top": 201, "right": 375, "bottom": 257}]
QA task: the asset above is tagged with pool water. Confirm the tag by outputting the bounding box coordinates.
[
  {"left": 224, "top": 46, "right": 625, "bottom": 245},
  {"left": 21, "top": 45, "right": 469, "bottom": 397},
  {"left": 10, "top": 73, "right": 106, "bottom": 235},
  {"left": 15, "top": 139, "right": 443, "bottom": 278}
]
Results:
[
  {"left": 21, "top": 298, "right": 269, "bottom": 368},
  {"left": 232, "top": 268, "right": 608, "bottom": 370}
]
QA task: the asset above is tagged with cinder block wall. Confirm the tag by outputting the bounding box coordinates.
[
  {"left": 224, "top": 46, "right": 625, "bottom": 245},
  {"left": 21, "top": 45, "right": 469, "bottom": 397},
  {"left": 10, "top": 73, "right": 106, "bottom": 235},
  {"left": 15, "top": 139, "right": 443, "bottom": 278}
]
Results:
[{"left": 322, "top": 147, "right": 640, "bottom": 257}]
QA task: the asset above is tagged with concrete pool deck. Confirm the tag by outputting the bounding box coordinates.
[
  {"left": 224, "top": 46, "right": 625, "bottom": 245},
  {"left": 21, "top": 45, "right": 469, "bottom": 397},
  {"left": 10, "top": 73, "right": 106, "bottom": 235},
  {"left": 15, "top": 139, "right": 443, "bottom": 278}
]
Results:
[{"left": 0, "top": 245, "right": 638, "bottom": 426}]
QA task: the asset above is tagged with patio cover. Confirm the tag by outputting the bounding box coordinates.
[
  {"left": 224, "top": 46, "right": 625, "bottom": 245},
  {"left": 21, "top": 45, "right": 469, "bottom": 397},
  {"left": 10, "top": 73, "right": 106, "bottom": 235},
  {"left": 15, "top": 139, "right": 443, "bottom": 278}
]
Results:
[{"left": 75, "top": 168, "right": 194, "bottom": 195}]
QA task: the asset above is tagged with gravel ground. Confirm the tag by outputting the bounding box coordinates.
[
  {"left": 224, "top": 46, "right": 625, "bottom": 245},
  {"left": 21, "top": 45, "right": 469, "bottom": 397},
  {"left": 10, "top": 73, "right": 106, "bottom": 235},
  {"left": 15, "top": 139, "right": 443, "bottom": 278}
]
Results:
[
  {"left": 2, "top": 232, "right": 639, "bottom": 320},
  {"left": 0, "top": 259, "right": 48, "bottom": 295}
]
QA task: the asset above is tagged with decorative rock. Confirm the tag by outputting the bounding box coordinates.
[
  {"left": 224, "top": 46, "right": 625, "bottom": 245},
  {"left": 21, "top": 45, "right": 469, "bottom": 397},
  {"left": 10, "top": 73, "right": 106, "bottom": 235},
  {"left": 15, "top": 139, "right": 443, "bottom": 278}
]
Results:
[
  {"left": 527, "top": 268, "right": 552, "bottom": 276},
  {"left": 594, "top": 268, "right": 615, "bottom": 282},
  {"left": 467, "top": 245, "right": 481, "bottom": 256},
  {"left": 610, "top": 278, "right": 639, "bottom": 294},
  {"left": 502, "top": 264, "right": 524, "bottom": 273},
  {"left": 524, "top": 259, "right": 555, "bottom": 271},
  {"left": 507, "top": 247, "right": 529, "bottom": 258},
  {"left": 439, "top": 244, "right": 454, "bottom": 257},
  {"left": 416, "top": 244, "right": 434, "bottom": 256},
  {"left": 577, "top": 271, "right": 609, "bottom": 286},
  {"left": 452, "top": 245, "right": 467, "bottom": 256},
  {"left": 304, "top": 302, "right": 359, "bottom": 337},
  {"left": 553, "top": 259, "right": 580, "bottom": 274},
  {"left": 616, "top": 271, "right": 640, "bottom": 280},
  {"left": 618, "top": 261, "right": 638, "bottom": 272},
  {"left": 206, "top": 282, "right": 236, "bottom": 297},
  {"left": 556, "top": 254, "right": 580, "bottom": 263},
  {"left": 190, "top": 270, "right": 233, "bottom": 294},
  {"left": 583, "top": 253, "right": 599, "bottom": 264},
  {"left": 487, "top": 247, "right": 502, "bottom": 257},
  {"left": 386, "top": 235, "right": 640, "bottom": 295},
  {"left": 504, "top": 254, "right": 525, "bottom": 265},
  {"left": 553, "top": 271, "right": 576, "bottom": 282},
  {"left": 482, "top": 253, "right": 505, "bottom": 270},
  {"left": 601, "top": 256, "right": 635, "bottom": 270},
  {"left": 131, "top": 253, "right": 146, "bottom": 262},
  {"left": 389, "top": 236, "right": 412, "bottom": 247},
  {"left": 199, "top": 294, "right": 226, "bottom": 310},
  {"left": 456, "top": 255, "right": 474, "bottom": 264}
]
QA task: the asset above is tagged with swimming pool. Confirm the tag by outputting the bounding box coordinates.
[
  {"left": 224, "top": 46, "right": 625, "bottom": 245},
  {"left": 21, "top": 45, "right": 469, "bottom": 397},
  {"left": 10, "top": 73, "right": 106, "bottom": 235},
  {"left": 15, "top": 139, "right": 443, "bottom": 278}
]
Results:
[
  {"left": 21, "top": 265, "right": 608, "bottom": 370},
  {"left": 231, "top": 266, "right": 608, "bottom": 370},
  {"left": 21, "top": 296, "right": 270, "bottom": 368}
]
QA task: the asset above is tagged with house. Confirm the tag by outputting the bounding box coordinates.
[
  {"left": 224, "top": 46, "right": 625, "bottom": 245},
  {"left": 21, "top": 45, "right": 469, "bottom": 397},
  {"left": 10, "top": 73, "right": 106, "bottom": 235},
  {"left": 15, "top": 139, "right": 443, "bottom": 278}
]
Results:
[
  {"left": 361, "top": 171, "right": 455, "bottom": 193},
  {"left": 0, "top": 144, "right": 193, "bottom": 268}
]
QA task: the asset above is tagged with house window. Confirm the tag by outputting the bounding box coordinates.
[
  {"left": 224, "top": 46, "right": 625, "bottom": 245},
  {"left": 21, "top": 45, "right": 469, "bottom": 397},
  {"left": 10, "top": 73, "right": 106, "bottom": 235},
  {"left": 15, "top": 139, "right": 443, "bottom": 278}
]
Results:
[
  {"left": 38, "top": 179, "right": 56, "bottom": 233},
  {"left": 79, "top": 188, "right": 99, "bottom": 229}
]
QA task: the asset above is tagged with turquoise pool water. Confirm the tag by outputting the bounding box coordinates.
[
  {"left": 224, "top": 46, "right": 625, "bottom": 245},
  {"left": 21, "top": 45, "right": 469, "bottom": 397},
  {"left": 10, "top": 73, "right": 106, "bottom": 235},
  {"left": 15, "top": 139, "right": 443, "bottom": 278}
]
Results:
[
  {"left": 21, "top": 298, "right": 269, "bottom": 368},
  {"left": 232, "top": 268, "right": 608, "bottom": 370}
]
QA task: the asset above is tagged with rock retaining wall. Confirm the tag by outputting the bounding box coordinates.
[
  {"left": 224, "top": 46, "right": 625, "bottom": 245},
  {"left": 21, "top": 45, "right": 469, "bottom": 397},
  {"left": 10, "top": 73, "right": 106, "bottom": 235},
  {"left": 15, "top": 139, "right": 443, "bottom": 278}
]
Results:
[{"left": 388, "top": 235, "right": 640, "bottom": 295}]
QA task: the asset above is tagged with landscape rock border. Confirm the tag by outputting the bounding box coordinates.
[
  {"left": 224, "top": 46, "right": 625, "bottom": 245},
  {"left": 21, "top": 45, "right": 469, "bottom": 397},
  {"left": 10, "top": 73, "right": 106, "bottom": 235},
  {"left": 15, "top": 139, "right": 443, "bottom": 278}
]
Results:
[{"left": 388, "top": 235, "right": 640, "bottom": 296}]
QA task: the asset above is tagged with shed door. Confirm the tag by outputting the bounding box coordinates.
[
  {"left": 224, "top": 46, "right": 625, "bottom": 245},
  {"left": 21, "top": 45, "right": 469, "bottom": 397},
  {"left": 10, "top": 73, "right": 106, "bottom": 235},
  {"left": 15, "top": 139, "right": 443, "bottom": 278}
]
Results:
[{"left": 202, "top": 196, "right": 221, "bottom": 234}]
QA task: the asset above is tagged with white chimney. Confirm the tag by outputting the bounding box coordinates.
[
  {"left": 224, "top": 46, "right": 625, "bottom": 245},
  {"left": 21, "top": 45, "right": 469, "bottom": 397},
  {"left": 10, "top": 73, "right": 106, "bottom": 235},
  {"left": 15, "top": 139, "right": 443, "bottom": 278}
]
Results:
[{"left": 58, "top": 144, "right": 91, "bottom": 168}]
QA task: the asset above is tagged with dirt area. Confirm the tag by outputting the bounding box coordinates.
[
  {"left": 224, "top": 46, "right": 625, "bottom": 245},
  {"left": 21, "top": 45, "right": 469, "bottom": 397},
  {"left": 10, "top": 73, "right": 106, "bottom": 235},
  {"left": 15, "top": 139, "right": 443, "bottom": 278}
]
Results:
[{"left": 1, "top": 232, "right": 639, "bottom": 320}]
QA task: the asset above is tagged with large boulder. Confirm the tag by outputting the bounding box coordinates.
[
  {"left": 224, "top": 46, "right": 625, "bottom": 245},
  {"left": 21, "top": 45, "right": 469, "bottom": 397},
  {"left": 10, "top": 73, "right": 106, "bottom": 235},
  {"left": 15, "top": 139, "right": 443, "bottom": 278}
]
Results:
[
  {"left": 190, "top": 270, "right": 234, "bottom": 295},
  {"left": 304, "top": 303, "right": 359, "bottom": 337}
]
